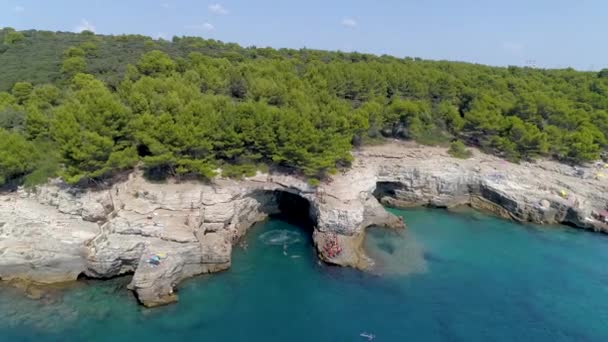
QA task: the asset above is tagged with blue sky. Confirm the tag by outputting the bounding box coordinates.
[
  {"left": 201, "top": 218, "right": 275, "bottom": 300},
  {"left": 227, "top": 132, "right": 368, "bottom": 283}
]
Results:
[{"left": 2, "top": 0, "right": 606, "bottom": 70}]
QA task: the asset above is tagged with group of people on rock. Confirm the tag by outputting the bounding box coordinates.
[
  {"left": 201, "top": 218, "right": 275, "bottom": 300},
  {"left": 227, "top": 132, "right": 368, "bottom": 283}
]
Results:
[{"left": 323, "top": 234, "right": 342, "bottom": 258}]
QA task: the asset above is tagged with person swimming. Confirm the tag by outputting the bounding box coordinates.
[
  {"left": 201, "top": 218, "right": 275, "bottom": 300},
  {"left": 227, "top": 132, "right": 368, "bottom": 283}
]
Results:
[{"left": 360, "top": 332, "right": 375, "bottom": 341}]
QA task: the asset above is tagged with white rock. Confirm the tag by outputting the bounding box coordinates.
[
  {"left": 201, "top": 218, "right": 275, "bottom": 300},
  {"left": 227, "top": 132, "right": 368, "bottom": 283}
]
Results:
[{"left": 3, "top": 142, "right": 605, "bottom": 306}]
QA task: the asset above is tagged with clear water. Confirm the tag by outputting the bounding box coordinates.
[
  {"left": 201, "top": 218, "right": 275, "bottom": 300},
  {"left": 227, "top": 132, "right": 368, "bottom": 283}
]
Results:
[{"left": 2, "top": 208, "right": 608, "bottom": 341}]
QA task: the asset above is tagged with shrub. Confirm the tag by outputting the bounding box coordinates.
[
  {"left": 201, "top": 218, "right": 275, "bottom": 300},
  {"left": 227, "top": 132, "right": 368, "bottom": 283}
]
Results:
[{"left": 448, "top": 140, "right": 473, "bottom": 159}]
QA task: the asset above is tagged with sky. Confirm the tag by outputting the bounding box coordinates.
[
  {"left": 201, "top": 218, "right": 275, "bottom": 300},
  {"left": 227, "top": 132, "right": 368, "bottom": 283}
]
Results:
[{"left": 1, "top": 0, "right": 606, "bottom": 70}]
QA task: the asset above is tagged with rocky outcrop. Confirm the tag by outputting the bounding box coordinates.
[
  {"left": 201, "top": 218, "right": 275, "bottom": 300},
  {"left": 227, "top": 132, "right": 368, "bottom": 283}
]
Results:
[
  {"left": 1, "top": 141, "right": 606, "bottom": 306},
  {"left": 364, "top": 142, "right": 608, "bottom": 232},
  {"left": 0, "top": 168, "right": 402, "bottom": 306},
  {"left": 0, "top": 191, "right": 98, "bottom": 284}
]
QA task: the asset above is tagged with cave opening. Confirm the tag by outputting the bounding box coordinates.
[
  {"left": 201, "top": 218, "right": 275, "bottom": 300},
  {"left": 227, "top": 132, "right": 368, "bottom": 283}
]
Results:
[
  {"left": 373, "top": 181, "right": 407, "bottom": 206},
  {"left": 269, "top": 190, "right": 316, "bottom": 234},
  {"left": 244, "top": 189, "right": 318, "bottom": 257}
]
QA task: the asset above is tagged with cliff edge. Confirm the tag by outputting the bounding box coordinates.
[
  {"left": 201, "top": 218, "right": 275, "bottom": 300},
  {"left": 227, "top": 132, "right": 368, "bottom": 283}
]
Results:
[{"left": 1, "top": 141, "right": 606, "bottom": 306}]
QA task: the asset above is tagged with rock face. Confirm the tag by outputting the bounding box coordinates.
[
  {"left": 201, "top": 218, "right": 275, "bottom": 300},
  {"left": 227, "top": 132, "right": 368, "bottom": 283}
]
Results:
[
  {"left": 0, "top": 169, "right": 403, "bottom": 306},
  {"left": 364, "top": 142, "right": 608, "bottom": 232},
  {"left": 1, "top": 141, "right": 607, "bottom": 306},
  {"left": 0, "top": 186, "right": 99, "bottom": 284}
]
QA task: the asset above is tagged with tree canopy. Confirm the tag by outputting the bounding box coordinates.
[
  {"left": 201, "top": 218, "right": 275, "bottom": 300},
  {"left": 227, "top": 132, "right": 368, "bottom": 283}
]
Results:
[{"left": 0, "top": 28, "right": 606, "bottom": 187}]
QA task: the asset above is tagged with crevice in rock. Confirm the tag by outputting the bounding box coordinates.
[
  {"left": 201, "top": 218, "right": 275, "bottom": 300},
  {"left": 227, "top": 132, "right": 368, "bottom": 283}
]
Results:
[{"left": 77, "top": 271, "right": 134, "bottom": 282}]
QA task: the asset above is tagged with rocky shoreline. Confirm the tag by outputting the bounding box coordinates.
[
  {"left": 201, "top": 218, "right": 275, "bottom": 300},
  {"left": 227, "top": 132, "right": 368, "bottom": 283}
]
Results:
[{"left": 1, "top": 141, "right": 606, "bottom": 306}]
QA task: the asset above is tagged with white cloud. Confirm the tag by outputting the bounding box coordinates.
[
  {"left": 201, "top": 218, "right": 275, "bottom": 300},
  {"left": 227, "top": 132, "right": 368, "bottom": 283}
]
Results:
[
  {"left": 209, "top": 3, "right": 228, "bottom": 15},
  {"left": 502, "top": 42, "right": 524, "bottom": 56},
  {"left": 75, "top": 19, "right": 96, "bottom": 33},
  {"left": 14, "top": 5, "right": 24, "bottom": 12},
  {"left": 186, "top": 23, "right": 215, "bottom": 31},
  {"left": 341, "top": 18, "right": 357, "bottom": 28},
  {"left": 155, "top": 32, "right": 169, "bottom": 40}
]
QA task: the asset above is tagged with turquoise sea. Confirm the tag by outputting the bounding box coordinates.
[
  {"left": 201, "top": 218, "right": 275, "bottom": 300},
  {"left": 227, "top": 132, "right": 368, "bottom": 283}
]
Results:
[{"left": 2, "top": 208, "right": 608, "bottom": 341}]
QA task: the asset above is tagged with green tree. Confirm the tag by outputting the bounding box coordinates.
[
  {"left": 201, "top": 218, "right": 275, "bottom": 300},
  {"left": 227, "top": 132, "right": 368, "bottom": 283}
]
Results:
[
  {"left": 51, "top": 74, "right": 136, "bottom": 184},
  {"left": 136, "top": 50, "right": 176, "bottom": 76},
  {"left": 437, "top": 101, "right": 465, "bottom": 133},
  {"left": 29, "top": 84, "right": 61, "bottom": 108},
  {"left": 64, "top": 46, "right": 85, "bottom": 58},
  {"left": 227, "top": 71, "right": 248, "bottom": 99},
  {"left": 25, "top": 109, "right": 50, "bottom": 139},
  {"left": 0, "top": 107, "right": 25, "bottom": 131},
  {"left": 11, "top": 82, "right": 33, "bottom": 104},
  {"left": 0, "top": 128, "right": 37, "bottom": 185},
  {"left": 0, "top": 28, "right": 607, "bottom": 186},
  {"left": 503, "top": 116, "right": 548, "bottom": 159},
  {"left": 3, "top": 31, "right": 24, "bottom": 44},
  {"left": 564, "top": 129, "right": 601, "bottom": 163},
  {"left": 80, "top": 42, "right": 99, "bottom": 57},
  {"left": 62, "top": 57, "right": 87, "bottom": 77}
]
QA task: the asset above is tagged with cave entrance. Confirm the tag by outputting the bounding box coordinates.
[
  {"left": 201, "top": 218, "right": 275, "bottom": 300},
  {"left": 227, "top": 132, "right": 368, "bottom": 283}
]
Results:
[
  {"left": 245, "top": 189, "right": 317, "bottom": 254},
  {"left": 373, "top": 181, "right": 407, "bottom": 206},
  {"left": 269, "top": 190, "right": 316, "bottom": 233}
]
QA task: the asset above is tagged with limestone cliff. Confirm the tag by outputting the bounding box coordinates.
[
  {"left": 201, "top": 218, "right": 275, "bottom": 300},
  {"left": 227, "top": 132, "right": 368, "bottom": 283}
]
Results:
[
  {"left": 0, "top": 141, "right": 606, "bottom": 306},
  {"left": 364, "top": 142, "right": 608, "bottom": 231},
  {"left": 0, "top": 169, "right": 401, "bottom": 306}
]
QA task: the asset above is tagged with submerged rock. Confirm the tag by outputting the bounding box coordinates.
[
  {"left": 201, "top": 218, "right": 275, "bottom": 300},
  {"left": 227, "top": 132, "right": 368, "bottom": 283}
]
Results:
[{"left": 0, "top": 142, "right": 606, "bottom": 306}]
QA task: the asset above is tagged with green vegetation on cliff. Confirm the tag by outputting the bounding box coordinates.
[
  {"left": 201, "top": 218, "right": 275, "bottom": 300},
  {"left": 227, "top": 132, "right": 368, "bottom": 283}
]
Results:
[
  {"left": 448, "top": 141, "right": 473, "bottom": 159},
  {"left": 1, "top": 28, "right": 607, "bottom": 187}
]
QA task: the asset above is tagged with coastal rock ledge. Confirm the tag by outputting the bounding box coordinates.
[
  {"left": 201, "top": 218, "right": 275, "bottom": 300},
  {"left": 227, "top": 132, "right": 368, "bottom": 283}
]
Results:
[{"left": 1, "top": 142, "right": 607, "bottom": 306}]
